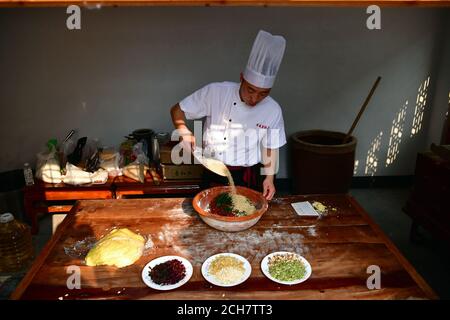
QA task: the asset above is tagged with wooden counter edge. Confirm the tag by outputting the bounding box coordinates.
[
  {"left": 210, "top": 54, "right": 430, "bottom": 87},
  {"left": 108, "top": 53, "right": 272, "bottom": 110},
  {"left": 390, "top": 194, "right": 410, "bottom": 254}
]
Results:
[
  {"left": 9, "top": 202, "right": 81, "bottom": 300},
  {"left": 346, "top": 194, "right": 439, "bottom": 300}
]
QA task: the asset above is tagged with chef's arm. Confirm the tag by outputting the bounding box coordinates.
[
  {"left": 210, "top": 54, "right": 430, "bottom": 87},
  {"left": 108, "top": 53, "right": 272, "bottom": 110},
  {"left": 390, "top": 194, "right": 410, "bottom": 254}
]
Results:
[
  {"left": 170, "top": 103, "right": 195, "bottom": 148},
  {"left": 261, "top": 147, "right": 278, "bottom": 200}
]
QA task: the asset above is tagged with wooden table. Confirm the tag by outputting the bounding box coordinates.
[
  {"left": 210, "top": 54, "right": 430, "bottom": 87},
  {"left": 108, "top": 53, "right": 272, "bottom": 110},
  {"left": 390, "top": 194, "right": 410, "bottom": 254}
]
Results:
[
  {"left": 24, "top": 178, "right": 114, "bottom": 234},
  {"left": 113, "top": 174, "right": 203, "bottom": 199},
  {"left": 12, "top": 194, "right": 437, "bottom": 300}
]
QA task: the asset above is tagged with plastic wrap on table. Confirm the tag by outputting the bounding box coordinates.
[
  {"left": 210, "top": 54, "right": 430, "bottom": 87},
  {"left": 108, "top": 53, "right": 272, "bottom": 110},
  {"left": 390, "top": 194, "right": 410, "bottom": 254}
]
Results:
[
  {"left": 100, "top": 150, "right": 122, "bottom": 177},
  {"left": 123, "top": 164, "right": 149, "bottom": 183},
  {"left": 67, "top": 137, "right": 87, "bottom": 166},
  {"left": 121, "top": 142, "right": 150, "bottom": 183},
  {"left": 61, "top": 163, "right": 108, "bottom": 185},
  {"left": 81, "top": 139, "right": 100, "bottom": 166},
  {"left": 63, "top": 237, "right": 97, "bottom": 259},
  {"left": 85, "top": 150, "right": 101, "bottom": 173},
  {"left": 35, "top": 144, "right": 62, "bottom": 184},
  {"left": 119, "top": 139, "right": 137, "bottom": 167}
]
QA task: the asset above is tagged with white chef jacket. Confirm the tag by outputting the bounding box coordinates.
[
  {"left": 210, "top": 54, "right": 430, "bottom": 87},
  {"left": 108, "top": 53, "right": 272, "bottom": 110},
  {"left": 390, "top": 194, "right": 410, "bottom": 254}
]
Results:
[{"left": 179, "top": 81, "right": 287, "bottom": 167}]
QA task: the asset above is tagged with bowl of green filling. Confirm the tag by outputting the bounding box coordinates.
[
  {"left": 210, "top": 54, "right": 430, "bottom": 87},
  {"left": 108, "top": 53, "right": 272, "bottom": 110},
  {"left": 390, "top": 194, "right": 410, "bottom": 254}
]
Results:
[
  {"left": 193, "top": 186, "right": 268, "bottom": 232},
  {"left": 261, "top": 252, "right": 312, "bottom": 285}
]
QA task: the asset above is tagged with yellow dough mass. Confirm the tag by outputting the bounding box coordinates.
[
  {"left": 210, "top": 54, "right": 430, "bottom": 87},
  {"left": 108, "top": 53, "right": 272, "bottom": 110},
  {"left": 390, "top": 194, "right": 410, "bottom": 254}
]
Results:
[{"left": 85, "top": 228, "right": 145, "bottom": 268}]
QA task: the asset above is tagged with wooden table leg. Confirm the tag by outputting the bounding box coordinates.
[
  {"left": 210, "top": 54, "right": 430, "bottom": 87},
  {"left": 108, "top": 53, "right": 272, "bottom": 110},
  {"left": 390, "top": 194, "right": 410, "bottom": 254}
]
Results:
[{"left": 24, "top": 196, "right": 39, "bottom": 235}]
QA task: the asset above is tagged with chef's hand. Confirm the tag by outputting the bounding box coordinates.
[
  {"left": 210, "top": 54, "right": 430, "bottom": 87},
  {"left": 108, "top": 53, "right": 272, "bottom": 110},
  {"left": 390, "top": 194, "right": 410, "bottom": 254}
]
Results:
[
  {"left": 180, "top": 132, "right": 196, "bottom": 153},
  {"left": 262, "top": 176, "right": 276, "bottom": 201}
]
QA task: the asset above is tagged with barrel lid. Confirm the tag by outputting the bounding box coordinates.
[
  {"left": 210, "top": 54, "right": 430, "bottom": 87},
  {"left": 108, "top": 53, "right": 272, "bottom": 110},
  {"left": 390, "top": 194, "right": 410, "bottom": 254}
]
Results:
[{"left": 0, "top": 213, "right": 14, "bottom": 223}]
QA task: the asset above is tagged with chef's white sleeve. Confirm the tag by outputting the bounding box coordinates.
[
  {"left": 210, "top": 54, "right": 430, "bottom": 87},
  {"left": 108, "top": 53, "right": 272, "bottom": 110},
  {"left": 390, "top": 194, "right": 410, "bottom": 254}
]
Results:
[
  {"left": 262, "top": 109, "right": 287, "bottom": 149},
  {"left": 179, "top": 83, "right": 213, "bottom": 120}
]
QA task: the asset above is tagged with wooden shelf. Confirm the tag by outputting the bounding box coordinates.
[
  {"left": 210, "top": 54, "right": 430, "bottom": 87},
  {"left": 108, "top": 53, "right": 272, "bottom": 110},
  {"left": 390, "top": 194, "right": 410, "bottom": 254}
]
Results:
[{"left": 1, "top": 0, "right": 450, "bottom": 8}]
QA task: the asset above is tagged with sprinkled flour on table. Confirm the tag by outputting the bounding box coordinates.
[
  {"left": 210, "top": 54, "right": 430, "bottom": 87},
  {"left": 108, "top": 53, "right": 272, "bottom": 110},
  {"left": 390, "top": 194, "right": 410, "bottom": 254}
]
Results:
[{"left": 155, "top": 224, "right": 307, "bottom": 265}]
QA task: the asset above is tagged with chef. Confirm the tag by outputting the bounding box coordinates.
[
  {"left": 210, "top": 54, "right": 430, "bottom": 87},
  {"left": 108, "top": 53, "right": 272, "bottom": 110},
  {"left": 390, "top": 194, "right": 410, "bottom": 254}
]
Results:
[{"left": 170, "top": 30, "right": 287, "bottom": 200}]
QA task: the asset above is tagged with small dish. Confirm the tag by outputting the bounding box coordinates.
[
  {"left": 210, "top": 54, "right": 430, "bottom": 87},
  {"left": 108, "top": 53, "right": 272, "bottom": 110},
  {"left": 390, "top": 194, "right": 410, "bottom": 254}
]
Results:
[
  {"left": 142, "top": 255, "right": 193, "bottom": 290},
  {"left": 201, "top": 253, "right": 251, "bottom": 287},
  {"left": 261, "top": 251, "right": 312, "bottom": 285}
]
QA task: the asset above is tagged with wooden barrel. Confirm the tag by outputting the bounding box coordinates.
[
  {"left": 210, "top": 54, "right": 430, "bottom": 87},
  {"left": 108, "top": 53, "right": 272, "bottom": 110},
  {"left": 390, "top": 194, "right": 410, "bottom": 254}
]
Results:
[{"left": 290, "top": 130, "right": 357, "bottom": 194}]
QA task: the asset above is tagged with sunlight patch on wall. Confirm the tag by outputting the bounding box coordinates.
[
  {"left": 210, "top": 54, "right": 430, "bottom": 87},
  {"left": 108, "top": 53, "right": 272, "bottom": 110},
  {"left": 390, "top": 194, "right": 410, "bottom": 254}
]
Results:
[
  {"left": 354, "top": 160, "right": 359, "bottom": 175},
  {"left": 386, "top": 101, "right": 408, "bottom": 167},
  {"left": 411, "top": 76, "right": 430, "bottom": 137},
  {"left": 365, "top": 132, "right": 383, "bottom": 176},
  {"left": 447, "top": 92, "right": 450, "bottom": 117}
]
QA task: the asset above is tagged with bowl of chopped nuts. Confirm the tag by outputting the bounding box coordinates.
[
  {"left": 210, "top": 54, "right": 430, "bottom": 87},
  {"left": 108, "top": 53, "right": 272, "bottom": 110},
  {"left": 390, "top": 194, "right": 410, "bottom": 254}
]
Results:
[
  {"left": 261, "top": 251, "right": 312, "bottom": 285},
  {"left": 192, "top": 186, "right": 268, "bottom": 232}
]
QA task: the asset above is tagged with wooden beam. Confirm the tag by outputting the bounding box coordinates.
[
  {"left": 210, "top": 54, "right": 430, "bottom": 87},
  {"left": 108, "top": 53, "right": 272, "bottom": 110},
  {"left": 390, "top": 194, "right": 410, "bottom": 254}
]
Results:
[{"left": 1, "top": 0, "right": 450, "bottom": 8}]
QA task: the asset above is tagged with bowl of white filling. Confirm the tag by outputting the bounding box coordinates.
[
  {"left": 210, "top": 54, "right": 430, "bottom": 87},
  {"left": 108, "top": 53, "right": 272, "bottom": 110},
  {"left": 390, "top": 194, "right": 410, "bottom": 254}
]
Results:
[{"left": 192, "top": 186, "right": 268, "bottom": 232}]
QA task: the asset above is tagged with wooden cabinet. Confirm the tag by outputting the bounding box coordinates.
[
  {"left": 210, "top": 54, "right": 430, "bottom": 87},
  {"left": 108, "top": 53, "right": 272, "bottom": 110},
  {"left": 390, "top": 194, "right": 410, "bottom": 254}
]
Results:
[{"left": 404, "top": 151, "right": 450, "bottom": 244}]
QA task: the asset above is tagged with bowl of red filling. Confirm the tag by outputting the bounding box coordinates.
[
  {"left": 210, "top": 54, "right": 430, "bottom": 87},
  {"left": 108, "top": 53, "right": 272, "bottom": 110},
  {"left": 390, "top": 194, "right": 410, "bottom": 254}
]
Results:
[
  {"left": 192, "top": 186, "right": 268, "bottom": 232},
  {"left": 141, "top": 256, "right": 193, "bottom": 290}
]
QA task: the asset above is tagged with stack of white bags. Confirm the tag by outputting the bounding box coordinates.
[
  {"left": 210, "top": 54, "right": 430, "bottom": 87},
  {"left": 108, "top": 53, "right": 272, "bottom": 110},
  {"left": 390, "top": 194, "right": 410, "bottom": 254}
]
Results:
[{"left": 35, "top": 149, "right": 108, "bottom": 185}]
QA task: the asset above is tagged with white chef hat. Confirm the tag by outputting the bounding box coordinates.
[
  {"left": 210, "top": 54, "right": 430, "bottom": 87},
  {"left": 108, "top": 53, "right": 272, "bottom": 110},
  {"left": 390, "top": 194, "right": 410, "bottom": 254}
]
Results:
[{"left": 243, "top": 30, "right": 286, "bottom": 89}]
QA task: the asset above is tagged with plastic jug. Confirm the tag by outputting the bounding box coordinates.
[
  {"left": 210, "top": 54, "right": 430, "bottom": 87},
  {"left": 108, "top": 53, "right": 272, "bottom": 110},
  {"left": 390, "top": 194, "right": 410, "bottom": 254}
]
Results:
[{"left": 0, "top": 213, "right": 34, "bottom": 272}]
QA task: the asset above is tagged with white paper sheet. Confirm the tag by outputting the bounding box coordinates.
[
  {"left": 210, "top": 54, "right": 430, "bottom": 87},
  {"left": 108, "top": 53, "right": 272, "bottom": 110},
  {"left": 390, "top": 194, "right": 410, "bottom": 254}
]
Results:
[{"left": 291, "top": 201, "right": 320, "bottom": 217}]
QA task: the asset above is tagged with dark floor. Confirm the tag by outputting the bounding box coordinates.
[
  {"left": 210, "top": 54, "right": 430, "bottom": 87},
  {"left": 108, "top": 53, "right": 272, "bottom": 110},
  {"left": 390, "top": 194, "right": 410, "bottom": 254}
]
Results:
[{"left": 1, "top": 187, "right": 449, "bottom": 299}]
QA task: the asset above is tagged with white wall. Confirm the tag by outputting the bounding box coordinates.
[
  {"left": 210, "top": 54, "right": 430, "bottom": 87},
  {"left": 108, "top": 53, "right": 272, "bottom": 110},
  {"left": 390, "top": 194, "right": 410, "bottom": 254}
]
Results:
[{"left": 0, "top": 7, "right": 448, "bottom": 178}]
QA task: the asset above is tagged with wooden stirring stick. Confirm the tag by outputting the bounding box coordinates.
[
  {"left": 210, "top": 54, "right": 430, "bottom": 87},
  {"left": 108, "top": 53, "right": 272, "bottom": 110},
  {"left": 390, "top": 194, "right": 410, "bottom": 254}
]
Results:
[{"left": 343, "top": 76, "right": 382, "bottom": 144}]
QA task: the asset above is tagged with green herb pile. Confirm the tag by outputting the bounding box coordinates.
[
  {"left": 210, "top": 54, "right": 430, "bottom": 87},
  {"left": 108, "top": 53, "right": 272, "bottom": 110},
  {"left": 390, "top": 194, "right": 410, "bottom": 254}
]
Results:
[
  {"left": 268, "top": 254, "right": 306, "bottom": 282},
  {"left": 210, "top": 192, "right": 249, "bottom": 217}
]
